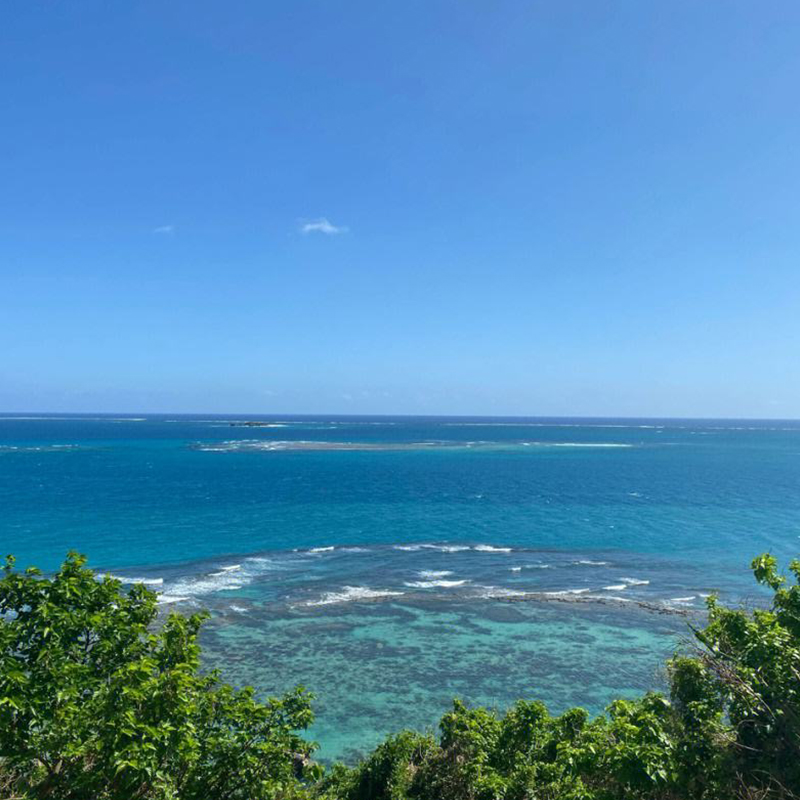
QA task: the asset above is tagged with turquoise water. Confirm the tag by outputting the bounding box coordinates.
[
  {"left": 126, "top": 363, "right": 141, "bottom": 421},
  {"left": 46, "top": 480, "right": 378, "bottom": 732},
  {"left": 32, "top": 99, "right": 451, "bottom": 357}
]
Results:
[{"left": 1, "top": 415, "right": 799, "bottom": 760}]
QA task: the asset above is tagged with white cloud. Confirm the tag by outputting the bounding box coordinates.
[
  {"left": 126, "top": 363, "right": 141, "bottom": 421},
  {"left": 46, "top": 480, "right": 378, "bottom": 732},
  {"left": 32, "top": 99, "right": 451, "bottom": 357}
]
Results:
[
  {"left": 300, "top": 217, "right": 348, "bottom": 235},
  {"left": 153, "top": 225, "right": 175, "bottom": 234}
]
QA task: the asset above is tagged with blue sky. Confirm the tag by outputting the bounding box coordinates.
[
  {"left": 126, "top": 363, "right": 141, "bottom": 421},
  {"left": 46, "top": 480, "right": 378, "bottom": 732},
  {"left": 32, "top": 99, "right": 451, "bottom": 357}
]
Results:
[{"left": 2, "top": 1, "right": 799, "bottom": 416}]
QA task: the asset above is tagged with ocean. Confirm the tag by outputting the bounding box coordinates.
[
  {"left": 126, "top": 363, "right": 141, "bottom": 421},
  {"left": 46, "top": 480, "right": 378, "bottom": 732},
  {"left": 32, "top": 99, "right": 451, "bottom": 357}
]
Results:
[{"left": 1, "top": 414, "right": 798, "bottom": 761}]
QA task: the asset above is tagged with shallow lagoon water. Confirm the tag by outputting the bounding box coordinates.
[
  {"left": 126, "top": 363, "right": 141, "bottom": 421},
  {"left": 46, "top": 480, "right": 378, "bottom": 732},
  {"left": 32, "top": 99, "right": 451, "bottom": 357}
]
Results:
[
  {"left": 1, "top": 414, "right": 798, "bottom": 760},
  {"left": 200, "top": 596, "right": 685, "bottom": 762}
]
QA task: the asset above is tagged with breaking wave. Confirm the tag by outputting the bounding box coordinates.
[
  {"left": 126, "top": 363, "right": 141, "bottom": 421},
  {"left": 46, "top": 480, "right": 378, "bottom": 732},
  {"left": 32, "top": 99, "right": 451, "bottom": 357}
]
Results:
[
  {"left": 404, "top": 579, "right": 469, "bottom": 589},
  {"left": 304, "top": 586, "right": 405, "bottom": 607}
]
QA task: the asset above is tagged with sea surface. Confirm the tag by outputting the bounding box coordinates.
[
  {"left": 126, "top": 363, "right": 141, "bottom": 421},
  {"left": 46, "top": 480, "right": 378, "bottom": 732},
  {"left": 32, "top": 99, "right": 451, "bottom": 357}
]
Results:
[{"left": 1, "top": 414, "right": 799, "bottom": 761}]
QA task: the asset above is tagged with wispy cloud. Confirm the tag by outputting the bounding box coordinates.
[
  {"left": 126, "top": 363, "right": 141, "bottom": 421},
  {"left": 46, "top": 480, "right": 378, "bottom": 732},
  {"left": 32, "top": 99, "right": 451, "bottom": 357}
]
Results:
[
  {"left": 153, "top": 225, "right": 175, "bottom": 234},
  {"left": 300, "top": 217, "right": 348, "bottom": 235}
]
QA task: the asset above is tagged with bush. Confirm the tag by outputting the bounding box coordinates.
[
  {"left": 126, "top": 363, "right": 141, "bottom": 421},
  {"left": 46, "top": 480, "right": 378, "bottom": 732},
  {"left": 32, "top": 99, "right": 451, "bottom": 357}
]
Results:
[{"left": 0, "top": 552, "right": 317, "bottom": 800}]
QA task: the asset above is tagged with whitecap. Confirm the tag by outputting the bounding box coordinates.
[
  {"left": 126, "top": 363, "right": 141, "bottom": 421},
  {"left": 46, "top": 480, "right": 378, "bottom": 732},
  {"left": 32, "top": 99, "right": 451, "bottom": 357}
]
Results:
[
  {"left": 157, "top": 594, "right": 191, "bottom": 605},
  {"left": 209, "top": 564, "right": 242, "bottom": 577},
  {"left": 166, "top": 567, "right": 252, "bottom": 598},
  {"left": 0, "top": 444, "right": 82, "bottom": 453},
  {"left": 474, "top": 585, "right": 527, "bottom": 598},
  {"left": 305, "top": 586, "right": 404, "bottom": 606},
  {"left": 620, "top": 577, "right": 649, "bottom": 586},
  {"left": 544, "top": 588, "right": 592, "bottom": 596},
  {"left": 603, "top": 584, "right": 627, "bottom": 591},
  {"left": 509, "top": 567, "right": 522, "bottom": 572},
  {"left": 421, "top": 544, "right": 471, "bottom": 553},
  {"left": 308, "top": 546, "right": 335, "bottom": 553},
  {"left": 531, "top": 442, "right": 634, "bottom": 448},
  {"left": 473, "top": 544, "right": 513, "bottom": 553},
  {"left": 418, "top": 570, "right": 454, "bottom": 578},
  {"left": 575, "top": 560, "right": 609, "bottom": 566},
  {"left": 405, "top": 579, "right": 468, "bottom": 588}
]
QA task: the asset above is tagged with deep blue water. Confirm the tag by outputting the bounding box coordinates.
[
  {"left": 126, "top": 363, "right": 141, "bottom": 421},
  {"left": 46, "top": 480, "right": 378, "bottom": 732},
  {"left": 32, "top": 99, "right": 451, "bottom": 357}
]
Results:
[{"left": 1, "top": 414, "right": 799, "bottom": 760}]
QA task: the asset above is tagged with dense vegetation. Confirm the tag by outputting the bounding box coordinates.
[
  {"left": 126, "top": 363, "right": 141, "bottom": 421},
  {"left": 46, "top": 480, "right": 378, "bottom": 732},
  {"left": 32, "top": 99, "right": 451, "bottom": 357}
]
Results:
[
  {"left": 1, "top": 553, "right": 799, "bottom": 799},
  {"left": 0, "top": 554, "right": 318, "bottom": 799}
]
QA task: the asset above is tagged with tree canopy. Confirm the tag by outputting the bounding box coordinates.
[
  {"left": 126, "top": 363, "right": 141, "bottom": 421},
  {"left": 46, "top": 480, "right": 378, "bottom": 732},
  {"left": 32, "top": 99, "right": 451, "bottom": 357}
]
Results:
[{"left": 0, "top": 553, "right": 318, "bottom": 799}]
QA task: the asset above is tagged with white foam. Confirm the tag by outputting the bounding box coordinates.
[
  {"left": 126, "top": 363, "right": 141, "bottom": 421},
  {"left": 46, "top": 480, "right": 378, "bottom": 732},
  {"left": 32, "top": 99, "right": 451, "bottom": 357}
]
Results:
[
  {"left": 404, "top": 579, "right": 468, "bottom": 589},
  {"left": 473, "top": 544, "right": 513, "bottom": 553},
  {"left": 527, "top": 442, "right": 634, "bottom": 448},
  {"left": 210, "top": 565, "right": 242, "bottom": 577},
  {"left": 603, "top": 584, "right": 627, "bottom": 591},
  {"left": 158, "top": 594, "right": 191, "bottom": 605},
  {"left": 306, "top": 586, "right": 404, "bottom": 606},
  {"left": 308, "top": 546, "right": 335, "bottom": 553},
  {"left": 417, "top": 570, "right": 453, "bottom": 578},
  {"left": 545, "top": 588, "right": 592, "bottom": 596},
  {"left": 196, "top": 440, "right": 296, "bottom": 453},
  {"left": 167, "top": 566, "right": 253, "bottom": 597},
  {"left": 0, "top": 444, "right": 82, "bottom": 453},
  {"left": 421, "top": 544, "right": 471, "bottom": 553},
  {"left": 229, "top": 605, "right": 249, "bottom": 613},
  {"left": 474, "top": 585, "right": 527, "bottom": 598},
  {"left": 164, "top": 557, "right": 280, "bottom": 600},
  {"left": 575, "top": 560, "right": 609, "bottom": 566},
  {"left": 668, "top": 596, "right": 696, "bottom": 605},
  {"left": 510, "top": 567, "right": 522, "bottom": 572},
  {"left": 620, "top": 577, "right": 649, "bottom": 586},
  {"left": 394, "top": 543, "right": 471, "bottom": 552}
]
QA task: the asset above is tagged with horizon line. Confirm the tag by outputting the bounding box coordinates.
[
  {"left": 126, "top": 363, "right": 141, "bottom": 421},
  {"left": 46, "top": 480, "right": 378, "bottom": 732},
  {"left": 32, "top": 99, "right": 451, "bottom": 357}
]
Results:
[{"left": 1, "top": 411, "right": 799, "bottom": 423}]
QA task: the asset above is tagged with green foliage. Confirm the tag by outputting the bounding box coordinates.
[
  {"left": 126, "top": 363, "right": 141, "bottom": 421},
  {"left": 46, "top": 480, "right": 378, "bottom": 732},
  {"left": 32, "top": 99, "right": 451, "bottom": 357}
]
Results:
[
  {"left": 324, "top": 553, "right": 800, "bottom": 800},
  {"left": 0, "top": 552, "right": 317, "bottom": 800},
  {"left": 318, "top": 731, "right": 436, "bottom": 800}
]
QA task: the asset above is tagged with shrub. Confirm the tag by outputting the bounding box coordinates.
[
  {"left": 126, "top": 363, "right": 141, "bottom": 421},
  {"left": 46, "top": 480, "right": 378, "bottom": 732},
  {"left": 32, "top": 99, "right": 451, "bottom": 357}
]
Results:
[{"left": 0, "top": 552, "right": 317, "bottom": 800}]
